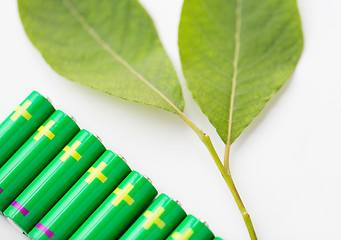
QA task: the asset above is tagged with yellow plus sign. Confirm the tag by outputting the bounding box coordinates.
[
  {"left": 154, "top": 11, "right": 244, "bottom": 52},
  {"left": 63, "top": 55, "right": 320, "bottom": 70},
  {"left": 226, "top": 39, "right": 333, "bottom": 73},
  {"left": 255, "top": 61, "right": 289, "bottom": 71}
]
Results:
[
  {"left": 143, "top": 206, "right": 166, "bottom": 230},
  {"left": 85, "top": 162, "right": 107, "bottom": 184},
  {"left": 33, "top": 120, "right": 55, "bottom": 141},
  {"left": 172, "top": 228, "right": 194, "bottom": 240},
  {"left": 10, "top": 100, "right": 32, "bottom": 121},
  {"left": 60, "top": 140, "right": 82, "bottom": 162},
  {"left": 112, "top": 183, "right": 134, "bottom": 206}
]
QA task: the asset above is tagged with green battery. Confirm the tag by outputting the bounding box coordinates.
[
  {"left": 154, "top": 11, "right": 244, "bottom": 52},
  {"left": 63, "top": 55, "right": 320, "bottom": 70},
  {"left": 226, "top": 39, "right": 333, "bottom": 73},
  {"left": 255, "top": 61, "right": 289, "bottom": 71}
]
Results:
[
  {"left": 0, "top": 91, "right": 55, "bottom": 168},
  {"left": 213, "top": 238, "right": 224, "bottom": 240},
  {"left": 120, "top": 193, "right": 187, "bottom": 240},
  {"left": 70, "top": 171, "right": 158, "bottom": 240},
  {"left": 29, "top": 150, "right": 131, "bottom": 240},
  {"left": 166, "top": 215, "right": 214, "bottom": 240},
  {"left": 3, "top": 129, "right": 105, "bottom": 234},
  {"left": 0, "top": 110, "right": 79, "bottom": 212}
]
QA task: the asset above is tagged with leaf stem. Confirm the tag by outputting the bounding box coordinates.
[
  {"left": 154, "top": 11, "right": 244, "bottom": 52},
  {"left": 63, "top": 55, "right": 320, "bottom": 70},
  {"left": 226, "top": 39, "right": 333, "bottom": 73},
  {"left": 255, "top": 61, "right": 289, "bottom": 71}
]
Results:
[{"left": 177, "top": 112, "right": 257, "bottom": 240}]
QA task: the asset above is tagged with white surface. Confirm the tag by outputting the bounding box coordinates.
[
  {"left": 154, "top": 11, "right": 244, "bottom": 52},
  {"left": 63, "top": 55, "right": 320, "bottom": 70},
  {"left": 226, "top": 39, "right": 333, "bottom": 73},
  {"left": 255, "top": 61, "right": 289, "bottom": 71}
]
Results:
[{"left": 0, "top": 0, "right": 341, "bottom": 239}]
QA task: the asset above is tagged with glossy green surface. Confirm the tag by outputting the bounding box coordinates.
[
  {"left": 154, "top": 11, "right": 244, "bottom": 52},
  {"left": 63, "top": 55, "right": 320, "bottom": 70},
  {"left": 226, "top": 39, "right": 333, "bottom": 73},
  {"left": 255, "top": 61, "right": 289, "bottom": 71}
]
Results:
[
  {"left": 120, "top": 193, "right": 186, "bottom": 240},
  {"left": 70, "top": 171, "right": 157, "bottom": 240},
  {"left": 0, "top": 91, "right": 54, "bottom": 168},
  {"left": 213, "top": 237, "right": 224, "bottom": 240},
  {"left": 0, "top": 110, "right": 79, "bottom": 212},
  {"left": 29, "top": 150, "right": 131, "bottom": 240},
  {"left": 166, "top": 215, "right": 214, "bottom": 240},
  {"left": 4, "top": 129, "right": 105, "bottom": 233}
]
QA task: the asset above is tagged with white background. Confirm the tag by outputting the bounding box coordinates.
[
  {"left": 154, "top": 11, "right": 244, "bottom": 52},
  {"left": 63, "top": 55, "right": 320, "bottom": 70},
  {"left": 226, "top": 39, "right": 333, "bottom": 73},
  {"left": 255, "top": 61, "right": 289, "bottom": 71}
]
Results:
[{"left": 0, "top": 0, "right": 341, "bottom": 239}]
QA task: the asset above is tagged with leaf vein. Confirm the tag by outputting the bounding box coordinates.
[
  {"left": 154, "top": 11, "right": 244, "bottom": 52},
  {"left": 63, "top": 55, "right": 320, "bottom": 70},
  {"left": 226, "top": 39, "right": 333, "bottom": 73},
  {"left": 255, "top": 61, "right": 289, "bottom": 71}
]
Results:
[{"left": 224, "top": 0, "right": 242, "bottom": 167}]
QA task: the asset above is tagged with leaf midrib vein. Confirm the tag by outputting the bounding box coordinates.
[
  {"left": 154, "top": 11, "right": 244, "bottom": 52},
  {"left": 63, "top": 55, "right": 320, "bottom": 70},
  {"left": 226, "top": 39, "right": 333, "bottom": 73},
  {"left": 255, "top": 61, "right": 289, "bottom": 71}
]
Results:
[
  {"left": 224, "top": 0, "right": 242, "bottom": 168},
  {"left": 62, "top": 0, "right": 181, "bottom": 114}
]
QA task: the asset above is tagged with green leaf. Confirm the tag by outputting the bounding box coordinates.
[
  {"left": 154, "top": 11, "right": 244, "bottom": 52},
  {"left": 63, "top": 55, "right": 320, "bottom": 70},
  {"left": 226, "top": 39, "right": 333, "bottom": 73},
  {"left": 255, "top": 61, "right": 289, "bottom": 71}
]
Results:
[
  {"left": 18, "top": 0, "right": 184, "bottom": 113},
  {"left": 179, "top": 0, "right": 303, "bottom": 144}
]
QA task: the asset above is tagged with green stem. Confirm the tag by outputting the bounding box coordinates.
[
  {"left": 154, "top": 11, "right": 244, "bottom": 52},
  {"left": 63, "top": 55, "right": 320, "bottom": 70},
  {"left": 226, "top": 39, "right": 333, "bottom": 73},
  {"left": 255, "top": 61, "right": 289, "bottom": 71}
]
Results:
[{"left": 178, "top": 112, "right": 257, "bottom": 240}]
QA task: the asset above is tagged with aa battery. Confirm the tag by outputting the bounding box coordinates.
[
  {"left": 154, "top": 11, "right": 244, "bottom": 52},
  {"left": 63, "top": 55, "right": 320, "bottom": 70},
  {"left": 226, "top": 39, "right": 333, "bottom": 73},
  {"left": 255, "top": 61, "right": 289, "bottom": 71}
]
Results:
[
  {"left": 29, "top": 150, "right": 131, "bottom": 240},
  {"left": 166, "top": 215, "right": 214, "bottom": 240},
  {"left": 0, "top": 91, "right": 54, "bottom": 168},
  {"left": 120, "top": 193, "right": 187, "bottom": 240},
  {"left": 0, "top": 110, "right": 79, "bottom": 212},
  {"left": 70, "top": 171, "right": 158, "bottom": 240},
  {"left": 4, "top": 129, "right": 105, "bottom": 234}
]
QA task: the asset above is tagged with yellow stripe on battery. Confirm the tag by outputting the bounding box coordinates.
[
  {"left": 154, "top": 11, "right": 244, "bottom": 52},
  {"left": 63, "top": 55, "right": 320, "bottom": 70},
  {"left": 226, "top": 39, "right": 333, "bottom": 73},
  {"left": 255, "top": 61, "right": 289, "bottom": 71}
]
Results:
[
  {"left": 85, "top": 162, "right": 107, "bottom": 184},
  {"left": 143, "top": 206, "right": 166, "bottom": 230},
  {"left": 112, "top": 183, "right": 134, "bottom": 206},
  {"left": 33, "top": 120, "right": 55, "bottom": 141},
  {"left": 60, "top": 140, "right": 82, "bottom": 162},
  {"left": 10, "top": 100, "right": 32, "bottom": 121},
  {"left": 172, "top": 228, "right": 194, "bottom": 240}
]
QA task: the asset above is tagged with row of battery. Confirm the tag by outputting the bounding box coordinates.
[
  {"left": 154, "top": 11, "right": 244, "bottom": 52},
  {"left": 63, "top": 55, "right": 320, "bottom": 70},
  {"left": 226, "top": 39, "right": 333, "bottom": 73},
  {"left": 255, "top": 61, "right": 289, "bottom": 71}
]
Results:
[{"left": 0, "top": 91, "right": 223, "bottom": 240}]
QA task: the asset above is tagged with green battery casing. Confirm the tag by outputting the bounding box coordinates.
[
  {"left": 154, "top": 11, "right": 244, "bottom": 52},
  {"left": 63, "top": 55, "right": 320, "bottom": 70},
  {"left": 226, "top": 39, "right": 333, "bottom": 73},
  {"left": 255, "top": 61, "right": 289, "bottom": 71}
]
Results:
[
  {"left": 120, "top": 193, "right": 187, "bottom": 240},
  {"left": 166, "top": 215, "right": 215, "bottom": 240},
  {"left": 0, "top": 91, "right": 55, "bottom": 168},
  {"left": 29, "top": 150, "right": 131, "bottom": 240},
  {"left": 70, "top": 171, "right": 158, "bottom": 240},
  {"left": 3, "top": 129, "right": 105, "bottom": 234},
  {"left": 0, "top": 110, "right": 79, "bottom": 212},
  {"left": 213, "top": 238, "right": 224, "bottom": 240}
]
